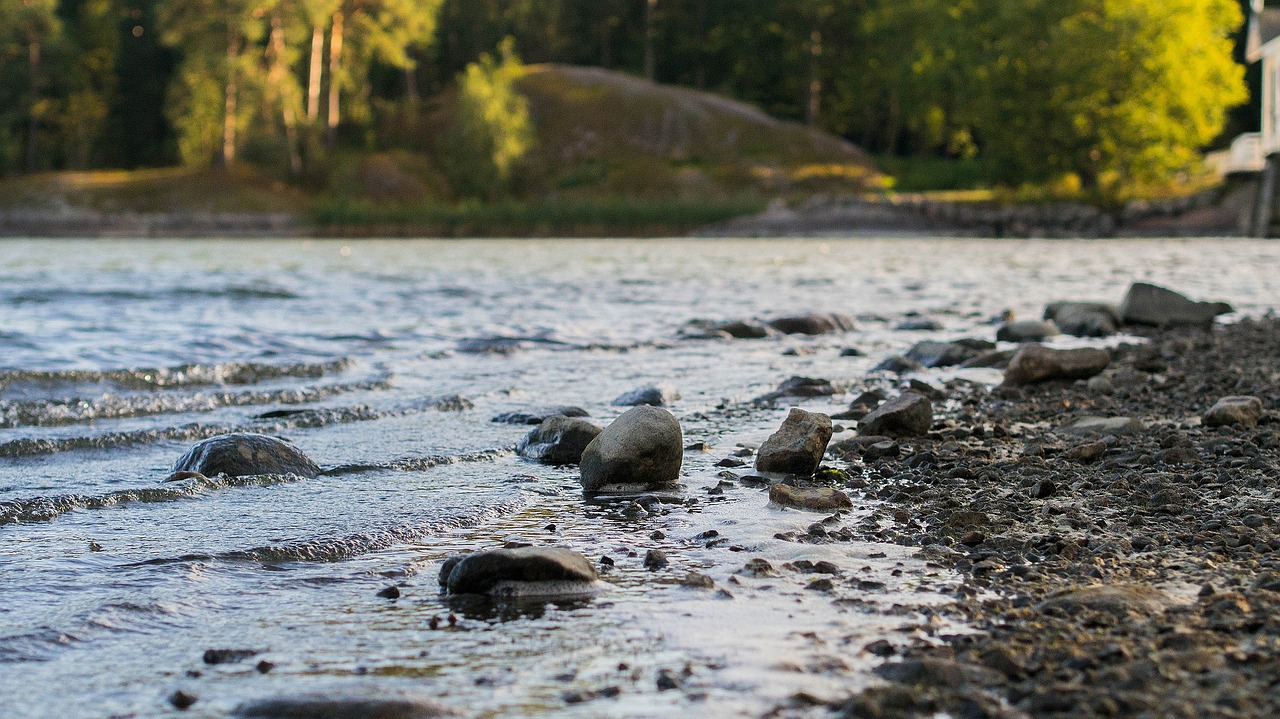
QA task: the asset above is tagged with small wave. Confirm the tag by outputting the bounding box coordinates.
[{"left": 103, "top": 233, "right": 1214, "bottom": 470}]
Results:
[
  {"left": 322, "top": 448, "right": 511, "bottom": 475},
  {"left": 0, "top": 628, "right": 82, "bottom": 663},
  {"left": 0, "top": 377, "right": 391, "bottom": 428},
  {"left": 3, "top": 284, "right": 300, "bottom": 306},
  {"left": 0, "top": 359, "right": 352, "bottom": 393}
]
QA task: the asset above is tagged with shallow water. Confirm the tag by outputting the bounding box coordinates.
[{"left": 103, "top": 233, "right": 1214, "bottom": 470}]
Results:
[{"left": 2, "top": 237, "right": 1278, "bottom": 718}]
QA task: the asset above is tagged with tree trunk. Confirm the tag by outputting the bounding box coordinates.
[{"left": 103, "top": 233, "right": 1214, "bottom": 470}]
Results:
[
  {"left": 805, "top": 29, "right": 821, "bottom": 126},
  {"left": 644, "top": 0, "right": 657, "bottom": 80},
  {"left": 25, "top": 37, "right": 40, "bottom": 172},
  {"left": 694, "top": 0, "right": 707, "bottom": 89},
  {"left": 307, "top": 24, "right": 324, "bottom": 122},
  {"left": 326, "top": 10, "right": 344, "bottom": 148},
  {"left": 222, "top": 23, "right": 240, "bottom": 168},
  {"left": 269, "top": 15, "right": 302, "bottom": 175}
]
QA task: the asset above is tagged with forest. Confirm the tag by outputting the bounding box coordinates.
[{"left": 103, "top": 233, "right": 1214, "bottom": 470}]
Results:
[{"left": 0, "top": 0, "right": 1253, "bottom": 203}]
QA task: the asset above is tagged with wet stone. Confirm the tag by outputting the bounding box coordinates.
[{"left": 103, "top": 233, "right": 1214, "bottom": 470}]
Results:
[
  {"left": 1004, "top": 345, "right": 1110, "bottom": 385},
  {"left": 491, "top": 406, "right": 589, "bottom": 425},
  {"left": 441, "top": 547, "right": 598, "bottom": 595},
  {"left": 1059, "top": 416, "right": 1143, "bottom": 436},
  {"left": 169, "top": 691, "right": 198, "bottom": 710},
  {"left": 905, "top": 339, "right": 993, "bottom": 368},
  {"left": 580, "top": 406, "right": 683, "bottom": 492},
  {"left": 755, "top": 408, "right": 833, "bottom": 476},
  {"left": 1119, "top": 282, "right": 1232, "bottom": 328},
  {"left": 1044, "top": 301, "right": 1121, "bottom": 337},
  {"left": 739, "top": 558, "right": 779, "bottom": 577},
  {"left": 754, "top": 376, "right": 842, "bottom": 404},
  {"left": 644, "top": 549, "right": 669, "bottom": 571},
  {"left": 516, "top": 415, "right": 603, "bottom": 465},
  {"left": 172, "top": 433, "right": 320, "bottom": 479},
  {"left": 1203, "top": 396, "right": 1264, "bottom": 429},
  {"left": 769, "top": 484, "right": 853, "bottom": 511},
  {"left": 996, "top": 319, "right": 1059, "bottom": 343},
  {"left": 767, "top": 313, "right": 855, "bottom": 335},
  {"left": 203, "top": 648, "right": 258, "bottom": 665},
  {"left": 858, "top": 392, "right": 932, "bottom": 438},
  {"left": 612, "top": 384, "right": 681, "bottom": 407},
  {"left": 871, "top": 355, "right": 925, "bottom": 374},
  {"left": 232, "top": 696, "right": 452, "bottom": 719}
]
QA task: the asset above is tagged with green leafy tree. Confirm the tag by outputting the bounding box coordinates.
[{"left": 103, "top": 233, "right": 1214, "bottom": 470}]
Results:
[
  {"left": 442, "top": 37, "right": 533, "bottom": 198},
  {"left": 0, "top": 0, "right": 61, "bottom": 172}
]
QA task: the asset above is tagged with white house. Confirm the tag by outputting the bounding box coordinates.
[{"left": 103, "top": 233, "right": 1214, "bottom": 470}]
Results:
[{"left": 1247, "top": 0, "right": 1280, "bottom": 157}]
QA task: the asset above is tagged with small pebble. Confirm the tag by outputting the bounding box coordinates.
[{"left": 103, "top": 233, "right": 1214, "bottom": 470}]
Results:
[
  {"left": 169, "top": 691, "right": 197, "bottom": 710},
  {"left": 376, "top": 585, "right": 401, "bottom": 599}
]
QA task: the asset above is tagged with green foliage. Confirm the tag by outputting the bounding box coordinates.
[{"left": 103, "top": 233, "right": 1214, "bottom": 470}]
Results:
[{"left": 441, "top": 37, "right": 534, "bottom": 199}]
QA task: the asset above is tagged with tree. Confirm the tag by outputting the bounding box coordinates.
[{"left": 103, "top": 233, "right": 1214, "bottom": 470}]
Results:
[
  {"left": 441, "top": 37, "right": 533, "bottom": 198},
  {"left": 0, "top": 0, "right": 61, "bottom": 172}
]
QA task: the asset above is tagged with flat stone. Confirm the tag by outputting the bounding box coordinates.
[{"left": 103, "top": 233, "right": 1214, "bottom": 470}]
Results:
[
  {"left": 767, "top": 313, "right": 855, "bottom": 335},
  {"left": 1043, "top": 301, "right": 1121, "bottom": 337},
  {"left": 716, "top": 320, "right": 774, "bottom": 339},
  {"left": 491, "top": 406, "right": 589, "bottom": 424},
  {"left": 516, "top": 416, "right": 602, "bottom": 465},
  {"left": 233, "top": 696, "right": 452, "bottom": 719},
  {"left": 769, "top": 485, "right": 852, "bottom": 511},
  {"left": 441, "top": 547, "right": 598, "bottom": 595},
  {"left": 870, "top": 355, "right": 924, "bottom": 374},
  {"left": 1203, "top": 396, "right": 1264, "bottom": 428},
  {"left": 1119, "top": 282, "right": 1232, "bottom": 328},
  {"left": 580, "top": 405, "right": 683, "bottom": 491},
  {"left": 753, "top": 376, "right": 842, "bottom": 404},
  {"left": 1037, "top": 585, "right": 1171, "bottom": 617},
  {"left": 896, "top": 317, "right": 943, "bottom": 331},
  {"left": 1004, "top": 345, "right": 1109, "bottom": 385},
  {"left": 755, "top": 408, "right": 833, "bottom": 476},
  {"left": 612, "top": 384, "right": 681, "bottom": 407},
  {"left": 171, "top": 433, "right": 320, "bottom": 479},
  {"left": 996, "top": 320, "right": 1059, "bottom": 343},
  {"left": 904, "top": 339, "right": 992, "bottom": 368},
  {"left": 1058, "top": 416, "right": 1143, "bottom": 436},
  {"left": 858, "top": 392, "right": 932, "bottom": 438}
]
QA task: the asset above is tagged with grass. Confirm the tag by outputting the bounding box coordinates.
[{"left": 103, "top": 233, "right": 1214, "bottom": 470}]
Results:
[{"left": 311, "top": 197, "right": 766, "bottom": 237}]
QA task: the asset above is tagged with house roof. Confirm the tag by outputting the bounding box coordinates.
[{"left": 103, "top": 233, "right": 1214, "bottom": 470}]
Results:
[{"left": 1247, "top": 8, "right": 1280, "bottom": 62}]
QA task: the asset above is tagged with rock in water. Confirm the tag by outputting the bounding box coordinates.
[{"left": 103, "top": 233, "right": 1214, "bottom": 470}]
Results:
[
  {"left": 753, "top": 376, "right": 842, "bottom": 404},
  {"left": 516, "top": 416, "right": 603, "bottom": 465},
  {"left": 904, "top": 339, "right": 993, "bottom": 368},
  {"left": 234, "top": 696, "right": 452, "bottom": 718},
  {"left": 1003, "top": 345, "right": 1109, "bottom": 385},
  {"left": 579, "top": 406, "right": 683, "bottom": 491},
  {"left": 1043, "top": 302, "right": 1121, "bottom": 337},
  {"left": 716, "top": 320, "right": 773, "bottom": 339},
  {"left": 755, "top": 408, "right": 833, "bottom": 476},
  {"left": 1203, "top": 396, "right": 1264, "bottom": 428},
  {"left": 996, "top": 320, "right": 1059, "bottom": 343},
  {"left": 440, "top": 547, "right": 598, "bottom": 595},
  {"left": 171, "top": 433, "right": 320, "bottom": 478},
  {"left": 857, "top": 393, "right": 932, "bottom": 438},
  {"left": 612, "top": 384, "right": 681, "bottom": 407},
  {"left": 1118, "top": 282, "right": 1233, "bottom": 328},
  {"left": 768, "top": 485, "right": 852, "bottom": 511},
  {"left": 767, "top": 313, "right": 855, "bottom": 335},
  {"left": 1058, "top": 416, "right": 1143, "bottom": 436},
  {"left": 491, "top": 405, "right": 589, "bottom": 424}
]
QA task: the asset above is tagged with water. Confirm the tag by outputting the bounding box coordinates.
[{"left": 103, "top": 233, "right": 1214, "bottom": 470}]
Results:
[{"left": 1, "top": 237, "right": 1277, "bottom": 718}]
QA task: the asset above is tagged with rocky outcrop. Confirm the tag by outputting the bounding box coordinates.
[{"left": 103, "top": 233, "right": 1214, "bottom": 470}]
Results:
[
  {"left": 1119, "top": 282, "right": 1233, "bottom": 328},
  {"left": 1203, "top": 396, "right": 1264, "bottom": 428},
  {"left": 857, "top": 392, "right": 932, "bottom": 438},
  {"left": 1004, "top": 345, "right": 1110, "bottom": 385},
  {"left": 579, "top": 406, "right": 683, "bottom": 491},
  {"left": 755, "top": 408, "right": 833, "bottom": 476},
  {"left": 170, "top": 433, "right": 320, "bottom": 479},
  {"left": 612, "top": 384, "right": 681, "bottom": 407},
  {"left": 439, "top": 547, "right": 599, "bottom": 595},
  {"left": 767, "top": 313, "right": 855, "bottom": 335},
  {"left": 516, "top": 416, "right": 603, "bottom": 465},
  {"left": 1043, "top": 302, "right": 1121, "bottom": 338}
]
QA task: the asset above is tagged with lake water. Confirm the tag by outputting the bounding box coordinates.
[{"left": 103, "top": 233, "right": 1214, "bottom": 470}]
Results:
[{"left": 2, "top": 237, "right": 1278, "bottom": 718}]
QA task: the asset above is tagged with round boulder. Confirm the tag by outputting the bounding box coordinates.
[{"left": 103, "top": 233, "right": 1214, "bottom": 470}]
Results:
[
  {"left": 755, "top": 408, "right": 833, "bottom": 476},
  {"left": 171, "top": 433, "right": 320, "bottom": 479},
  {"left": 440, "top": 547, "right": 599, "bottom": 596},
  {"left": 516, "top": 416, "right": 602, "bottom": 465},
  {"left": 579, "top": 405, "right": 683, "bottom": 491},
  {"left": 1203, "top": 396, "right": 1264, "bottom": 428},
  {"left": 857, "top": 392, "right": 932, "bottom": 438}
]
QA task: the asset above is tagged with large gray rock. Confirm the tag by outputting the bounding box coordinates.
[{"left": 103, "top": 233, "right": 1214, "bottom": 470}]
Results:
[
  {"left": 1043, "top": 302, "right": 1121, "bottom": 337},
  {"left": 857, "top": 392, "right": 932, "bottom": 438},
  {"left": 516, "top": 416, "right": 602, "bottom": 465},
  {"left": 234, "top": 696, "right": 451, "bottom": 719},
  {"left": 1118, "top": 282, "right": 1232, "bottom": 328},
  {"left": 755, "top": 408, "right": 833, "bottom": 476},
  {"left": 579, "top": 405, "right": 683, "bottom": 491},
  {"left": 904, "top": 339, "right": 994, "bottom": 368},
  {"left": 1004, "top": 345, "right": 1110, "bottom": 385},
  {"left": 171, "top": 433, "right": 319, "bottom": 479},
  {"left": 1203, "top": 396, "right": 1264, "bottom": 428},
  {"left": 767, "top": 313, "right": 855, "bottom": 335},
  {"left": 439, "top": 547, "right": 599, "bottom": 595},
  {"left": 996, "top": 320, "right": 1059, "bottom": 343},
  {"left": 612, "top": 384, "right": 681, "bottom": 407}
]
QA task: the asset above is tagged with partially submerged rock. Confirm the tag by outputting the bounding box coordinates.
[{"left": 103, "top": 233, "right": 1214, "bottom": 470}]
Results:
[
  {"left": 491, "top": 406, "right": 589, "bottom": 425},
  {"left": 755, "top": 408, "right": 833, "bottom": 476},
  {"left": 1058, "top": 416, "right": 1143, "bottom": 436},
  {"left": 767, "top": 313, "right": 855, "bottom": 335},
  {"left": 580, "top": 405, "right": 683, "bottom": 491},
  {"left": 612, "top": 384, "right": 681, "bottom": 407},
  {"left": 716, "top": 320, "right": 774, "bottom": 339},
  {"left": 440, "top": 547, "right": 599, "bottom": 596},
  {"left": 858, "top": 392, "right": 932, "bottom": 438},
  {"left": 170, "top": 433, "right": 320, "bottom": 479},
  {"left": 234, "top": 695, "right": 452, "bottom": 718},
  {"left": 1003, "top": 345, "right": 1109, "bottom": 385},
  {"left": 996, "top": 320, "right": 1059, "bottom": 343},
  {"left": 904, "top": 339, "right": 994, "bottom": 368},
  {"left": 1043, "top": 301, "right": 1121, "bottom": 337},
  {"left": 1203, "top": 396, "right": 1264, "bottom": 428},
  {"left": 769, "top": 484, "right": 852, "bottom": 511},
  {"left": 516, "top": 416, "right": 603, "bottom": 465},
  {"left": 1119, "top": 282, "right": 1232, "bottom": 329},
  {"left": 754, "top": 376, "right": 842, "bottom": 404},
  {"left": 871, "top": 355, "right": 925, "bottom": 374}
]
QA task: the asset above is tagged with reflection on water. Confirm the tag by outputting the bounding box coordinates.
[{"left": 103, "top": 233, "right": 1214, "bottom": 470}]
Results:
[{"left": 1, "top": 237, "right": 1277, "bottom": 718}]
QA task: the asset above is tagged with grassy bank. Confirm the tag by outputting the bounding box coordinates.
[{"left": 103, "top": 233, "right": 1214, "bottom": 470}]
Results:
[{"left": 310, "top": 197, "right": 766, "bottom": 237}]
